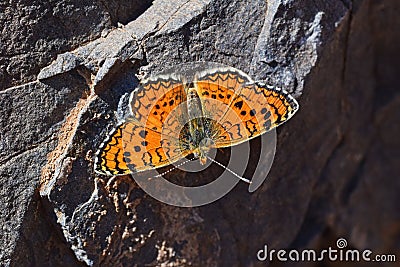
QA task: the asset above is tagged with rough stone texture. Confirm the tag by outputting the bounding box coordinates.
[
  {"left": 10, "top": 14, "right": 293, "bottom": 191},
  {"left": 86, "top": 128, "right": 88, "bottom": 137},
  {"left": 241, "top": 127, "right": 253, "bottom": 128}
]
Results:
[
  {"left": 1, "top": 0, "right": 399, "bottom": 266},
  {"left": 0, "top": 75, "right": 88, "bottom": 266},
  {"left": 0, "top": 0, "right": 153, "bottom": 90}
]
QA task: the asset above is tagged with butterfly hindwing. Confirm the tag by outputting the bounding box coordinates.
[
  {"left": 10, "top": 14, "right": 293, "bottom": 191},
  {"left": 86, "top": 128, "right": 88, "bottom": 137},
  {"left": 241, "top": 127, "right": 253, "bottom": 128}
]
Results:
[
  {"left": 94, "top": 120, "right": 189, "bottom": 175},
  {"left": 94, "top": 123, "right": 131, "bottom": 175},
  {"left": 217, "top": 82, "right": 298, "bottom": 147}
]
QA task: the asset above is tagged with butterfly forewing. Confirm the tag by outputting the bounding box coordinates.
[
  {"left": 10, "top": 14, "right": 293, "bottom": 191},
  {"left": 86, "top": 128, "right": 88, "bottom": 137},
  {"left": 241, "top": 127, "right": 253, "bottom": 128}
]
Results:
[
  {"left": 96, "top": 74, "right": 192, "bottom": 175},
  {"left": 194, "top": 69, "right": 298, "bottom": 147},
  {"left": 129, "top": 75, "right": 186, "bottom": 133}
]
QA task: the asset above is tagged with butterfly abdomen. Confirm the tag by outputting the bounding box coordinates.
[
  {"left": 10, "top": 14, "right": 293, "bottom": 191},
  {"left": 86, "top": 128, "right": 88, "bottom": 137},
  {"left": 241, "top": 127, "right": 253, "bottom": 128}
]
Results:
[{"left": 186, "top": 88, "right": 207, "bottom": 147}]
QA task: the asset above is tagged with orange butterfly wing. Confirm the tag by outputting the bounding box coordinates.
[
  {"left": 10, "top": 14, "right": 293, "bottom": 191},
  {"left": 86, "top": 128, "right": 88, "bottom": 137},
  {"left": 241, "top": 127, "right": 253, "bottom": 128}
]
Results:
[
  {"left": 95, "top": 75, "right": 192, "bottom": 175},
  {"left": 94, "top": 120, "right": 191, "bottom": 175},
  {"left": 94, "top": 124, "right": 131, "bottom": 175},
  {"left": 94, "top": 68, "right": 299, "bottom": 175},
  {"left": 194, "top": 68, "right": 298, "bottom": 147}
]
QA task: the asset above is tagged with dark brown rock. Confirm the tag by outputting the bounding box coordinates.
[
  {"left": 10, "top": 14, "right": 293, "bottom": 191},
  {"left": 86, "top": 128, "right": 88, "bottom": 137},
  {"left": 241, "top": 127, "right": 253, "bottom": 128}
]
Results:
[{"left": 1, "top": 0, "right": 399, "bottom": 266}]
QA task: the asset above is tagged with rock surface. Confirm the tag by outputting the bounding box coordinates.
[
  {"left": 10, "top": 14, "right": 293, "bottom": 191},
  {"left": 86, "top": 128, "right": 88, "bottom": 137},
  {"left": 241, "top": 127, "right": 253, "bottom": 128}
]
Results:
[{"left": 1, "top": 0, "right": 399, "bottom": 266}]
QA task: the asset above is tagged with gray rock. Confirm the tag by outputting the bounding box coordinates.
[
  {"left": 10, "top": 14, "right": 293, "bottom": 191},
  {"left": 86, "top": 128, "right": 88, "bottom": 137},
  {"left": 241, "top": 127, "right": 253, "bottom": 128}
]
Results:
[
  {"left": 0, "top": 75, "right": 87, "bottom": 265},
  {"left": 0, "top": 0, "right": 114, "bottom": 90},
  {"left": 1, "top": 0, "right": 399, "bottom": 266}
]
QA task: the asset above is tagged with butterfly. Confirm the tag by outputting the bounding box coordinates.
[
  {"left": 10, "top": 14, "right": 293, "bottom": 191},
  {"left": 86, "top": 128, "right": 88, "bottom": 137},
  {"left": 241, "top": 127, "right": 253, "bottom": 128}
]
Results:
[{"left": 94, "top": 67, "right": 299, "bottom": 177}]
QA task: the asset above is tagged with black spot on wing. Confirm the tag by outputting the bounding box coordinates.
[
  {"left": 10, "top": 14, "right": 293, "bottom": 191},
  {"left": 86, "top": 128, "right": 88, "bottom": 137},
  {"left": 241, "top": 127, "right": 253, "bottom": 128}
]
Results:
[
  {"left": 234, "top": 100, "right": 243, "bottom": 109},
  {"left": 139, "top": 130, "right": 148, "bottom": 138}
]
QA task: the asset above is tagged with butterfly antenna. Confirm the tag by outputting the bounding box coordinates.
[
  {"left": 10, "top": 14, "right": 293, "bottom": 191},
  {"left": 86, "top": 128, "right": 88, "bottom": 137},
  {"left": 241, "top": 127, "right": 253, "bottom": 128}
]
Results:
[
  {"left": 206, "top": 155, "right": 251, "bottom": 184},
  {"left": 154, "top": 157, "right": 195, "bottom": 178}
]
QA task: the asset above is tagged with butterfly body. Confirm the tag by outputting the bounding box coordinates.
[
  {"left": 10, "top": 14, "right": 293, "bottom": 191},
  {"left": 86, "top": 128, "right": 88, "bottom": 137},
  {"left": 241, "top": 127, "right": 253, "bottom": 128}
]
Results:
[
  {"left": 185, "top": 86, "right": 220, "bottom": 164},
  {"left": 94, "top": 67, "right": 299, "bottom": 176}
]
